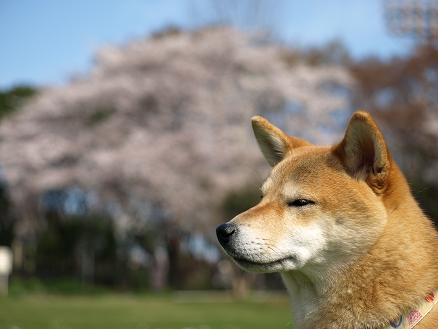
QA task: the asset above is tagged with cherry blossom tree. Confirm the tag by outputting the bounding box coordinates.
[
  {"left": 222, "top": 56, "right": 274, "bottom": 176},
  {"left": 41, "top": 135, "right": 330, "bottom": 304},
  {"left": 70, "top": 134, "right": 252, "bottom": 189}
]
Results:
[{"left": 0, "top": 27, "right": 354, "bottom": 237}]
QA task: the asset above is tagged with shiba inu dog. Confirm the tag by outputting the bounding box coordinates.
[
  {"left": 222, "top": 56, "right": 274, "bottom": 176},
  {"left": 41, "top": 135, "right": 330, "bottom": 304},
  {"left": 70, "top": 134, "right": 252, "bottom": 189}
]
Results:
[{"left": 216, "top": 111, "right": 438, "bottom": 329}]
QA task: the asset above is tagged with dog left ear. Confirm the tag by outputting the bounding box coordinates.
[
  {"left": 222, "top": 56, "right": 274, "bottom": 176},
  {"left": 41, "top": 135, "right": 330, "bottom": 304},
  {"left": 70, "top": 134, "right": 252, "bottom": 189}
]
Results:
[
  {"left": 334, "top": 111, "right": 390, "bottom": 194},
  {"left": 251, "top": 116, "right": 311, "bottom": 167}
]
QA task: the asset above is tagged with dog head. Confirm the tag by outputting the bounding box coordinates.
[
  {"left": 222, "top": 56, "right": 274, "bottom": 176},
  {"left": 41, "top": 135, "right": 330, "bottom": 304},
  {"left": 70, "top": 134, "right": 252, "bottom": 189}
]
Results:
[{"left": 217, "top": 111, "right": 391, "bottom": 273}]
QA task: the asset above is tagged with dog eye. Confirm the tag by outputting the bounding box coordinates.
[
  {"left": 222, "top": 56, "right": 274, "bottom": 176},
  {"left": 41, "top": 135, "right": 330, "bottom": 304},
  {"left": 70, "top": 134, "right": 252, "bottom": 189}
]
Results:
[{"left": 287, "top": 199, "right": 315, "bottom": 207}]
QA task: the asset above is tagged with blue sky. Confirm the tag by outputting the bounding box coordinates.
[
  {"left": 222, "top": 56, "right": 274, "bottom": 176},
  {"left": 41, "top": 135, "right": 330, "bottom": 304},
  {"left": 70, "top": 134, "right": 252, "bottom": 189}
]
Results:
[{"left": 0, "top": 0, "right": 414, "bottom": 88}]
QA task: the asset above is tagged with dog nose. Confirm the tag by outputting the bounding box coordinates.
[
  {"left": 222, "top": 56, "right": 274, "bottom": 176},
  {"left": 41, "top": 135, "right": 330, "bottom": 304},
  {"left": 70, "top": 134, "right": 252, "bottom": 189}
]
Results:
[{"left": 216, "top": 223, "right": 236, "bottom": 245}]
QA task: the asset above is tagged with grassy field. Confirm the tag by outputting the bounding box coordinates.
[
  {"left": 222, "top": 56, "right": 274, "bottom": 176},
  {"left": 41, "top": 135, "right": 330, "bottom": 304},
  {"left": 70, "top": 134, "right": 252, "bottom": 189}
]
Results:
[{"left": 0, "top": 292, "right": 292, "bottom": 329}]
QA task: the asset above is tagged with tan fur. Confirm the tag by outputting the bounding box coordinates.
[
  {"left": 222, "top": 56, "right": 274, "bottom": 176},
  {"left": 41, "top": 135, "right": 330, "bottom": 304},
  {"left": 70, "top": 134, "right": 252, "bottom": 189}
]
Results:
[{"left": 219, "top": 111, "right": 438, "bottom": 329}]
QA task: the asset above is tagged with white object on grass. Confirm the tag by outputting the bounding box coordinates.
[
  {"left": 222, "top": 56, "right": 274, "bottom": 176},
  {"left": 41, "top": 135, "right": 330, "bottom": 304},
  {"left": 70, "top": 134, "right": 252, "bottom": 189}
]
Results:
[{"left": 0, "top": 246, "right": 12, "bottom": 296}]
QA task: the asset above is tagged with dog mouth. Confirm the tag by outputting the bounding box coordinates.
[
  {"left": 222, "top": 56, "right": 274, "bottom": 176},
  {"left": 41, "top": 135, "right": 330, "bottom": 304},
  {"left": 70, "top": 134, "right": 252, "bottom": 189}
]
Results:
[
  {"left": 231, "top": 255, "right": 297, "bottom": 271},
  {"left": 219, "top": 240, "right": 298, "bottom": 272}
]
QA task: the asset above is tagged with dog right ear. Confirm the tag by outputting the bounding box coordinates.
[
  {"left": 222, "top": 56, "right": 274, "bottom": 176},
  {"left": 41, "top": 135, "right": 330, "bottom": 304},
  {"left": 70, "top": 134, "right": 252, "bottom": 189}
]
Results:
[
  {"left": 333, "top": 111, "right": 390, "bottom": 194},
  {"left": 251, "top": 116, "right": 311, "bottom": 167}
]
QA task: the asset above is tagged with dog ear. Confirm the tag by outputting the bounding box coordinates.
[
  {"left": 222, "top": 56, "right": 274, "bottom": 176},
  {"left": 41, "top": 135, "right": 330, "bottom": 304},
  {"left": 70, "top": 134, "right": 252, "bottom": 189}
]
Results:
[
  {"left": 251, "top": 116, "right": 311, "bottom": 167},
  {"left": 334, "top": 111, "right": 390, "bottom": 194}
]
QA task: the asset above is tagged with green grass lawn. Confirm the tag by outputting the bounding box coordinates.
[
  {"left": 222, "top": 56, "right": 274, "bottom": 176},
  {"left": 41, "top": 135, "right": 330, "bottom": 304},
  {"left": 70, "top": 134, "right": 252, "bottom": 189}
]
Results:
[{"left": 0, "top": 293, "right": 292, "bottom": 329}]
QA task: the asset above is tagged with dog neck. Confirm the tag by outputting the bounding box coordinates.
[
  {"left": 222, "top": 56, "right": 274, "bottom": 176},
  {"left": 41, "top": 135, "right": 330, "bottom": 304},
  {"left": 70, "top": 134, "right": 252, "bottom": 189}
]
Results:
[
  {"left": 281, "top": 259, "right": 347, "bottom": 328},
  {"left": 281, "top": 270, "right": 323, "bottom": 328}
]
